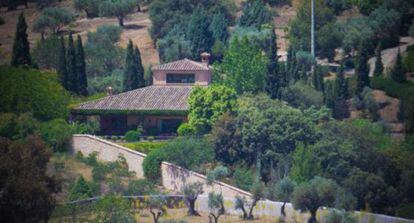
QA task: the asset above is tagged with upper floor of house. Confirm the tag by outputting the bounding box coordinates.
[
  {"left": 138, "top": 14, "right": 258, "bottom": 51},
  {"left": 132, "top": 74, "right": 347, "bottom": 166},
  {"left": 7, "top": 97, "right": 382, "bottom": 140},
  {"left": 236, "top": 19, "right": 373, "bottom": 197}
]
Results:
[{"left": 151, "top": 53, "right": 212, "bottom": 86}]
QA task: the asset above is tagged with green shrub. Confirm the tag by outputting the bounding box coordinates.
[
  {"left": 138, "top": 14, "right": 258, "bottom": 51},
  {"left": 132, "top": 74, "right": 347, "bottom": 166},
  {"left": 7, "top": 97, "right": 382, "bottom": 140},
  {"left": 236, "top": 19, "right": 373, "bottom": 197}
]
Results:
[
  {"left": 70, "top": 120, "right": 100, "bottom": 135},
  {"left": 84, "top": 152, "right": 99, "bottom": 167},
  {"left": 0, "top": 66, "right": 70, "bottom": 121},
  {"left": 40, "top": 119, "right": 72, "bottom": 152},
  {"left": 123, "top": 179, "right": 157, "bottom": 196},
  {"left": 143, "top": 148, "right": 166, "bottom": 182},
  {"left": 396, "top": 202, "right": 414, "bottom": 219},
  {"left": 68, "top": 176, "right": 95, "bottom": 201},
  {"left": 92, "top": 164, "right": 110, "bottom": 181},
  {"left": 233, "top": 166, "right": 254, "bottom": 191},
  {"left": 177, "top": 123, "right": 195, "bottom": 136},
  {"left": 125, "top": 130, "right": 140, "bottom": 142}
]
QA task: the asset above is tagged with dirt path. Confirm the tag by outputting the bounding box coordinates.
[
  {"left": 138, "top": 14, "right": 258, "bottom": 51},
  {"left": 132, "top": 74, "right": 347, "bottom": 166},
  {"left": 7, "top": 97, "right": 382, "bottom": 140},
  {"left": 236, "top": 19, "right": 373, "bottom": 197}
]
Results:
[{"left": 368, "top": 36, "right": 414, "bottom": 77}]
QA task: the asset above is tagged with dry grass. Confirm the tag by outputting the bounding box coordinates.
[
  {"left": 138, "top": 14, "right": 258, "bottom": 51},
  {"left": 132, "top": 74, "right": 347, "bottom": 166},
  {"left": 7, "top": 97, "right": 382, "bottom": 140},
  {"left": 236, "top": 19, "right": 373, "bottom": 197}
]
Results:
[
  {"left": 48, "top": 153, "right": 94, "bottom": 202},
  {"left": 0, "top": 1, "right": 159, "bottom": 67},
  {"left": 137, "top": 209, "right": 280, "bottom": 223}
]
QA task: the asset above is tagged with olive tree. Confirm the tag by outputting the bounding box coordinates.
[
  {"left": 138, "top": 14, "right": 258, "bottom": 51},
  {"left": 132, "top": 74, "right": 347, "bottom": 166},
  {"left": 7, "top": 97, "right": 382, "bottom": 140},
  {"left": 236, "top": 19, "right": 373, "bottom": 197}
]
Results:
[
  {"left": 147, "top": 195, "right": 167, "bottom": 223},
  {"left": 273, "top": 177, "right": 296, "bottom": 217},
  {"left": 99, "top": 0, "right": 136, "bottom": 27},
  {"left": 208, "top": 192, "right": 224, "bottom": 223},
  {"left": 182, "top": 182, "right": 204, "bottom": 216},
  {"left": 234, "top": 182, "right": 265, "bottom": 220},
  {"left": 33, "top": 7, "right": 75, "bottom": 36},
  {"left": 74, "top": 0, "right": 100, "bottom": 18},
  {"left": 292, "top": 177, "right": 338, "bottom": 223}
]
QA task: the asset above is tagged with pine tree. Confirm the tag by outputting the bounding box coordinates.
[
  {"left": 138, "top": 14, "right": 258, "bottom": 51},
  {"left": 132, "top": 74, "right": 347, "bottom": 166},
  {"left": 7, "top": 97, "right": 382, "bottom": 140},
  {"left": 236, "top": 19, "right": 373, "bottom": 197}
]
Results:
[
  {"left": 123, "top": 40, "right": 140, "bottom": 92},
  {"left": 391, "top": 49, "right": 406, "bottom": 83},
  {"left": 66, "top": 33, "right": 77, "bottom": 93},
  {"left": 76, "top": 35, "right": 88, "bottom": 96},
  {"left": 11, "top": 13, "right": 31, "bottom": 67},
  {"left": 134, "top": 45, "right": 145, "bottom": 88},
  {"left": 266, "top": 27, "right": 280, "bottom": 99},
  {"left": 187, "top": 10, "right": 214, "bottom": 60},
  {"left": 57, "top": 36, "right": 68, "bottom": 90},
  {"left": 356, "top": 40, "right": 370, "bottom": 95},
  {"left": 374, "top": 43, "right": 384, "bottom": 77}
]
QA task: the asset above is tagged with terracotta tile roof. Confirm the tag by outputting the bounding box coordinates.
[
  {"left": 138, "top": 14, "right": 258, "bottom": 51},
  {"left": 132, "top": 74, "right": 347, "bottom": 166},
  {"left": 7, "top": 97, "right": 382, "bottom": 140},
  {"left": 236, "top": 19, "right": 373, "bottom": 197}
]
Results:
[
  {"left": 74, "top": 86, "right": 193, "bottom": 112},
  {"left": 152, "top": 58, "right": 210, "bottom": 71}
]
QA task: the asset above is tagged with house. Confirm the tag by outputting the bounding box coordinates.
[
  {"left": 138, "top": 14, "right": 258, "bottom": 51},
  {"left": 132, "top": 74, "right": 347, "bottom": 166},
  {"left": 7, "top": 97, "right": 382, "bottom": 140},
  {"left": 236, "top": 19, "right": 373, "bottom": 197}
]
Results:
[{"left": 72, "top": 53, "right": 212, "bottom": 135}]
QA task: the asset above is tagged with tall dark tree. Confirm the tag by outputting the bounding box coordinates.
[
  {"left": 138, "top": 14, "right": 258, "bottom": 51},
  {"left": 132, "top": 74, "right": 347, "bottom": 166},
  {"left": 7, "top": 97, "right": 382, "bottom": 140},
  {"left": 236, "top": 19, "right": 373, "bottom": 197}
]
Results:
[
  {"left": 123, "top": 40, "right": 144, "bottom": 92},
  {"left": 76, "top": 35, "right": 88, "bottom": 96},
  {"left": 335, "top": 63, "right": 348, "bottom": 100},
  {"left": 187, "top": 10, "right": 214, "bottom": 60},
  {"left": 312, "top": 66, "right": 324, "bottom": 92},
  {"left": 356, "top": 40, "right": 370, "bottom": 95},
  {"left": 11, "top": 13, "right": 31, "bottom": 67},
  {"left": 134, "top": 45, "right": 145, "bottom": 88},
  {"left": 238, "top": 0, "right": 272, "bottom": 29},
  {"left": 57, "top": 36, "right": 68, "bottom": 90},
  {"left": 391, "top": 49, "right": 406, "bottom": 83},
  {"left": 66, "top": 33, "right": 77, "bottom": 94},
  {"left": 209, "top": 12, "right": 229, "bottom": 43},
  {"left": 266, "top": 28, "right": 280, "bottom": 99},
  {"left": 374, "top": 43, "right": 384, "bottom": 77}
]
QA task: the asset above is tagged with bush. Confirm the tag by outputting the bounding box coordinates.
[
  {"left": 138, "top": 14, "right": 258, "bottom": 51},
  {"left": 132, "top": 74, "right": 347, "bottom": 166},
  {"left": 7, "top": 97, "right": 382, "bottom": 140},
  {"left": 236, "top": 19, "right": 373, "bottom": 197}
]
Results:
[
  {"left": 281, "top": 81, "right": 324, "bottom": 110},
  {"left": 124, "top": 179, "right": 157, "bottom": 196},
  {"left": 40, "top": 119, "right": 72, "bottom": 152},
  {"left": 143, "top": 148, "right": 166, "bottom": 182},
  {"left": 125, "top": 130, "right": 140, "bottom": 142},
  {"left": 233, "top": 166, "right": 254, "bottom": 191},
  {"left": 92, "top": 164, "right": 110, "bottom": 181},
  {"left": 0, "top": 66, "right": 70, "bottom": 121},
  {"left": 143, "top": 137, "right": 214, "bottom": 181},
  {"left": 68, "top": 176, "right": 95, "bottom": 201}
]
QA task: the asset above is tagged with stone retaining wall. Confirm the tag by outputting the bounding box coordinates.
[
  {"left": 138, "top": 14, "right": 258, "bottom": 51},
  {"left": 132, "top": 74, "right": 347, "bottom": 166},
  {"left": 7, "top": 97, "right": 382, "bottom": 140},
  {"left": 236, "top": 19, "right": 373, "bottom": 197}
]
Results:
[{"left": 71, "top": 135, "right": 414, "bottom": 223}]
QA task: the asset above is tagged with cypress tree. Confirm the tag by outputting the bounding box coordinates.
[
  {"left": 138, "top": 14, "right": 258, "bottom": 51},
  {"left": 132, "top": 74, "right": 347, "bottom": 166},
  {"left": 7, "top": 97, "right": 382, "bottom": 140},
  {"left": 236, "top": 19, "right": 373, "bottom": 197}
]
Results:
[
  {"left": 76, "top": 35, "right": 88, "bottom": 96},
  {"left": 238, "top": 0, "right": 272, "bottom": 29},
  {"left": 356, "top": 40, "right": 370, "bottom": 95},
  {"left": 187, "top": 10, "right": 214, "bottom": 60},
  {"left": 312, "top": 66, "right": 324, "bottom": 92},
  {"left": 391, "top": 49, "right": 406, "bottom": 83},
  {"left": 374, "top": 43, "right": 384, "bottom": 77},
  {"left": 266, "top": 27, "right": 280, "bottom": 99},
  {"left": 210, "top": 12, "right": 229, "bottom": 43},
  {"left": 11, "top": 13, "right": 31, "bottom": 67},
  {"left": 66, "top": 33, "right": 77, "bottom": 93},
  {"left": 134, "top": 45, "right": 145, "bottom": 88},
  {"left": 123, "top": 40, "right": 140, "bottom": 92},
  {"left": 57, "top": 36, "right": 68, "bottom": 90},
  {"left": 335, "top": 63, "right": 349, "bottom": 100},
  {"left": 333, "top": 63, "right": 350, "bottom": 119}
]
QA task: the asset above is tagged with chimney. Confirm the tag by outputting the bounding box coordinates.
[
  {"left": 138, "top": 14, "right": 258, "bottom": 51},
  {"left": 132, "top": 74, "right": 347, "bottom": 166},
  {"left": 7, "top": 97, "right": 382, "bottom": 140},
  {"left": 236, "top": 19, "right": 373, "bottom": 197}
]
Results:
[
  {"left": 201, "top": 52, "right": 211, "bottom": 66},
  {"left": 106, "top": 86, "right": 113, "bottom": 96}
]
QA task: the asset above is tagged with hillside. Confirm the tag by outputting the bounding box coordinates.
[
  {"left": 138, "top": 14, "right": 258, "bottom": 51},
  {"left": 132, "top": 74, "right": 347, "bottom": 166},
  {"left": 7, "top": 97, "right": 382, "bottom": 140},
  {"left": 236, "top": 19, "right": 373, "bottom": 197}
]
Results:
[{"left": 0, "top": 1, "right": 159, "bottom": 67}]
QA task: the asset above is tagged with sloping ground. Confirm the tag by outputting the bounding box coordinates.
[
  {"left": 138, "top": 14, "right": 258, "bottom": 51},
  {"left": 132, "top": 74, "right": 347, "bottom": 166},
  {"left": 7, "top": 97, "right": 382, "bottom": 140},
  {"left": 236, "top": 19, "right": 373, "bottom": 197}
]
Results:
[
  {"left": 372, "top": 90, "right": 405, "bottom": 139},
  {"left": 351, "top": 90, "right": 405, "bottom": 140},
  {"left": 0, "top": 2, "right": 159, "bottom": 67},
  {"left": 369, "top": 37, "right": 414, "bottom": 77}
]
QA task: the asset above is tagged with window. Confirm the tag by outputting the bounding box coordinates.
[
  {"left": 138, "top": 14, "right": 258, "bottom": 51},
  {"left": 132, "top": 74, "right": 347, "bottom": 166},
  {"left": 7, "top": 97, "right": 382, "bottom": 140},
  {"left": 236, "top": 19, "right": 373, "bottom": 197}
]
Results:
[{"left": 166, "top": 73, "right": 195, "bottom": 83}]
